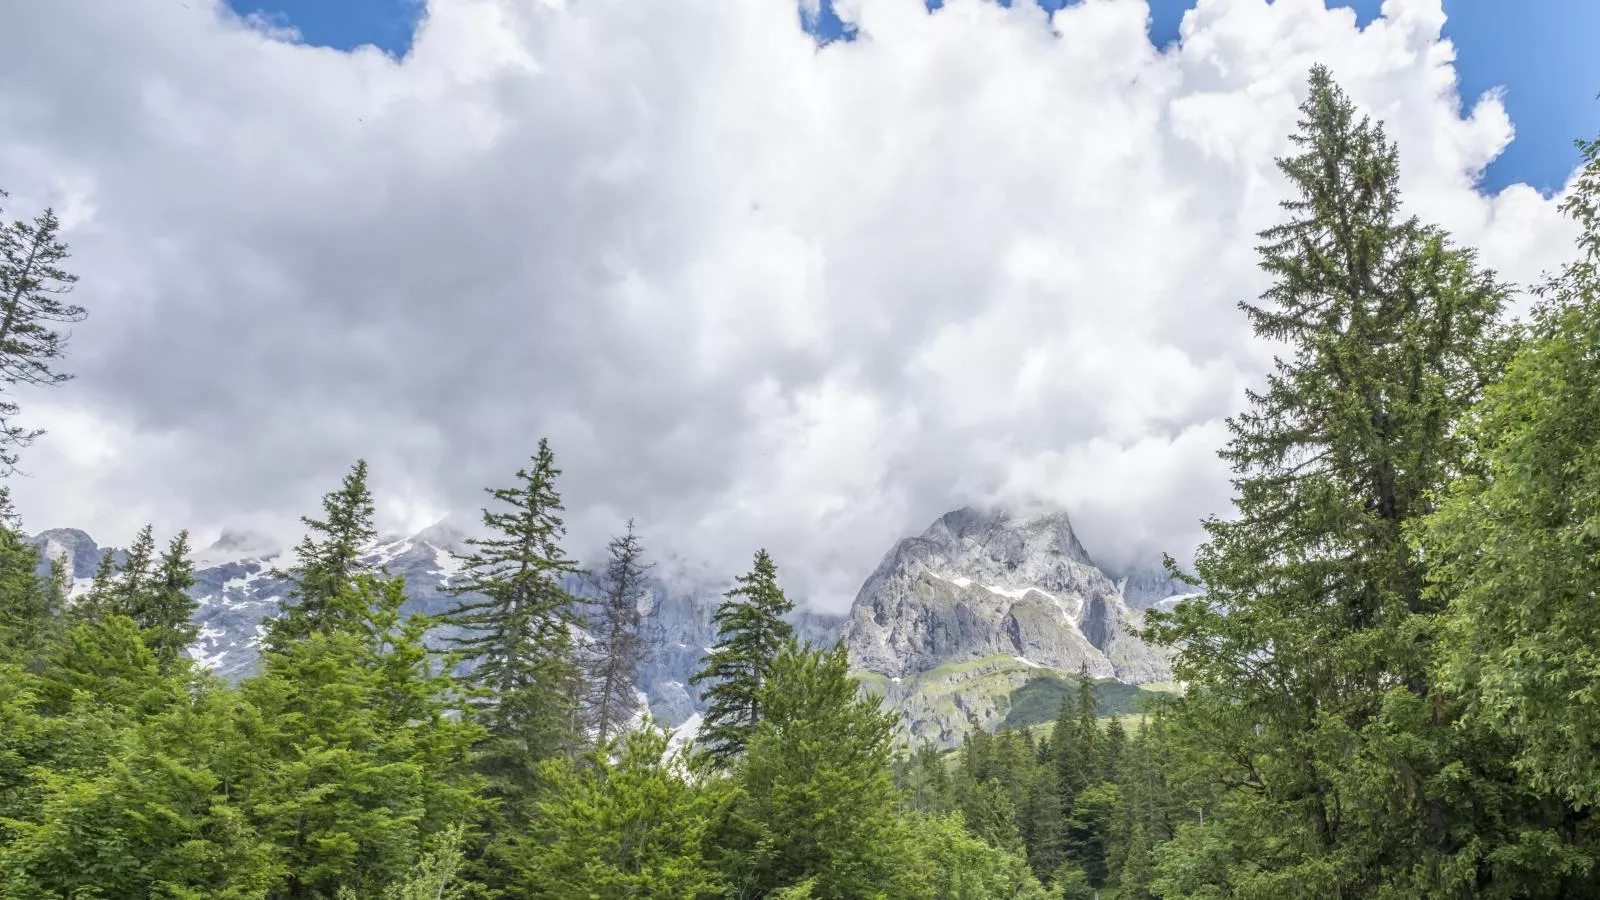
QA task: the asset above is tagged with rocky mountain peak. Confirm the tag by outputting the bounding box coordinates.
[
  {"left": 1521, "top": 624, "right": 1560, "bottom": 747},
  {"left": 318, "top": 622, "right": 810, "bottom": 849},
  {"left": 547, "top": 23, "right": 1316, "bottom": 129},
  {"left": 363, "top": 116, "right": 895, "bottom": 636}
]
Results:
[
  {"left": 924, "top": 504, "right": 1097, "bottom": 576},
  {"left": 30, "top": 528, "right": 114, "bottom": 580},
  {"left": 843, "top": 502, "right": 1174, "bottom": 746}
]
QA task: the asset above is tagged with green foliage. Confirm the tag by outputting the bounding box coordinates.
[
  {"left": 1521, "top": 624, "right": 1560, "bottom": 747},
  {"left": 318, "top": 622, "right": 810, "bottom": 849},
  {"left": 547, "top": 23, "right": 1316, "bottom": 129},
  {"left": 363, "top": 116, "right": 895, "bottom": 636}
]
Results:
[
  {"left": 0, "top": 678, "right": 280, "bottom": 899},
  {"left": 267, "top": 459, "right": 379, "bottom": 648},
  {"left": 0, "top": 489, "right": 64, "bottom": 667},
  {"left": 905, "top": 813, "right": 1052, "bottom": 900},
  {"left": 515, "top": 725, "right": 726, "bottom": 898},
  {"left": 1001, "top": 673, "right": 1153, "bottom": 730},
  {"left": 1055, "top": 667, "right": 1103, "bottom": 802},
  {"left": 897, "top": 743, "right": 955, "bottom": 815},
  {"left": 113, "top": 524, "right": 158, "bottom": 619},
  {"left": 721, "top": 641, "right": 910, "bottom": 898},
  {"left": 73, "top": 550, "right": 118, "bottom": 626},
  {"left": 442, "top": 439, "right": 583, "bottom": 813},
  {"left": 1053, "top": 864, "right": 1095, "bottom": 900},
  {"left": 38, "top": 614, "right": 170, "bottom": 717},
  {"left": 340, "top": 824, "right": 474, "bottom": 900},
  {"left": 1417, "top": 130, "right": 1600, "bottom": 810},
  {"left": 689, "top": 548, "right": 794, "bottom": 767},
  {"left": 0, "top": 193, "right": 85, "bottom": 473},
  {"left": 244, "top": 574, "right": 485, "bottom": 898},
  {"left": 1143, "top": 64, "right": 1535, "bottom": 896},
  {"left": 121, "top": 530, "right": 199, "bottom": 670}
]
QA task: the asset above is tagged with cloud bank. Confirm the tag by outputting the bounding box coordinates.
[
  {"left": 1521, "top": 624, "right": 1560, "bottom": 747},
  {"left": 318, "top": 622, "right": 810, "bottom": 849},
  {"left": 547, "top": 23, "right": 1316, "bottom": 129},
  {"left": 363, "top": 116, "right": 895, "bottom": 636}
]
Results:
[{"left": 0, "top": 0, "right": 1581, "bottom": 611}]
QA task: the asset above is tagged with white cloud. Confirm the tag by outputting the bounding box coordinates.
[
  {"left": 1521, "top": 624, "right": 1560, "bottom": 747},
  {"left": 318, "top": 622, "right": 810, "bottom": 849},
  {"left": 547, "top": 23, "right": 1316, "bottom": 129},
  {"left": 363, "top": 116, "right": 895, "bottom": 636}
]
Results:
[{"left": 0, "top": 0, "right": 1583, "bottom": 610}]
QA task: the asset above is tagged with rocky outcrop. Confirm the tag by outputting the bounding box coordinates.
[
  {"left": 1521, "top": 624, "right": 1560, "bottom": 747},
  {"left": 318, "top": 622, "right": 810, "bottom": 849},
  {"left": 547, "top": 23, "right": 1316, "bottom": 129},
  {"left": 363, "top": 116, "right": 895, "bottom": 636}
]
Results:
[{"left": 843, "top": 505, "right": 1177, "bottom": 745}]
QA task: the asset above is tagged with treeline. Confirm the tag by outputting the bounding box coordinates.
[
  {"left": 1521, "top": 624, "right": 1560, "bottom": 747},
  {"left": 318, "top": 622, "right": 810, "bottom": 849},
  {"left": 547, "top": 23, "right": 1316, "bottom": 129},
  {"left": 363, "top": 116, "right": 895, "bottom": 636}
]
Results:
[
  {"left": 896, "top": 675, "right": 1184, "bottom": 898},
  {"left": 0, "top": 442, "right": 1051, "bottom": 897},
  {"left": 5, "top": 61, "right": 1600, "bottom": 899}
]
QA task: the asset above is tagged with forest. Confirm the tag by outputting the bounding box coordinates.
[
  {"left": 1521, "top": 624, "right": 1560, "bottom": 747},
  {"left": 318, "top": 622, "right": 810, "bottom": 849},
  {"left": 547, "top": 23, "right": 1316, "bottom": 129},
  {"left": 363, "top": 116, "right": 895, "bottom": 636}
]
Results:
[{"left": 3, "top": 66, "right": 1600, "bottom": 898}]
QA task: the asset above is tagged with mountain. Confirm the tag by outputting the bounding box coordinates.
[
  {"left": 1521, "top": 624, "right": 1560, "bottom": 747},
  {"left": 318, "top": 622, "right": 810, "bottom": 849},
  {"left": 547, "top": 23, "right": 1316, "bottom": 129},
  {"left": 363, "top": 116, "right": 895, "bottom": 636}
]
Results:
[
  {"left": 1111, "top": 562, "right": 1197, "bottom": 610},
  {"left": 32, "top": 527, "right": 125, "bottom": 588},
  {"left": 841, "top": 505, "right": 1179, "bottom": 747},
  {"left": 27, "top": 502, "right": 1183, "bottom": 748},
  {"left": 25, "top": 522, "right": 843, "bottom": 728}
]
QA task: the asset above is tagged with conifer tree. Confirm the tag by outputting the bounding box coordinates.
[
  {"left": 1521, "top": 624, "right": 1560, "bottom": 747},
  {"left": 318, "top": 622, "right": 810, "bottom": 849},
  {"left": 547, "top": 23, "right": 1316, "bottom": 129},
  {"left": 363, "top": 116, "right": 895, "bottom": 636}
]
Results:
[
  {"left": 1072, "top": 671, "right": 1100, "bottom": 783},
  {"left": 1145, "top": 66, "right": 1523, "bottom": 894},
  {"left": 442, "top": 439, "right": 583, "bottom": 802},
  {"left": 688, "top": 548, "right": 794, "bottom": 766},
  {"left": 0, "top": 490, "right": 65, "bottom": 665},
  {"left": 516, "top": 725, "right": 726, "bottom": 897},
  {"left": 111, "top": 524, "right": 156, "bottom": 618},
  {"left": 0, "top": 193, "right": 86, "bottom": 474},
  {"left": 1019, "top": 762, "right": 1065, "bottom": 881},
  {"left": 580, "top": 519, "right": 651, "bottom": 746},
  {"left": 134, "top": 531, "right": 198, "bottom": 670},
  {"left": 245, "top": 572, "right": 485, "bottom": 897},
  {"left": 71, "top": 549, "right": 117, "bottom": 626},
  {"left": 722, "top": 642, "right": 912, "bottom": 898},
  {"left": 904, "top": 813, "right": 1053, "bottom": 900},
  {"left": 1053, "top": 667, "right": 1099, "bottom": 805},
  {"left": 898, "top": 743, "right": 956, "bottom": 815},
  {"left": 1102, "top": 713, "right": 1127, "bottom": 778},
  {"left": 266, "top": 459, "right": 378, "bottom": 648}
]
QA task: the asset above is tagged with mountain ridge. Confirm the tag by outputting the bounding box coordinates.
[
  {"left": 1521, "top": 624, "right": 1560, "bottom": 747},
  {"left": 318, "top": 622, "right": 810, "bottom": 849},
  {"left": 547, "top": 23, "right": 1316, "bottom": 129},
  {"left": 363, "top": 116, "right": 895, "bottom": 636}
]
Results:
[{"left": 29, "top": 502, "right": 1187, "bottom": 747}]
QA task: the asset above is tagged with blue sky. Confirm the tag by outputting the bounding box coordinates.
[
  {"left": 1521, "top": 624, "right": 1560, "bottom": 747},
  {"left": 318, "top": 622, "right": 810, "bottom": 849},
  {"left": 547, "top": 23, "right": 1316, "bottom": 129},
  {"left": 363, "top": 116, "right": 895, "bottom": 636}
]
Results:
[{"left": 231, "top": 0, "right": 1597, "bottom": 194}]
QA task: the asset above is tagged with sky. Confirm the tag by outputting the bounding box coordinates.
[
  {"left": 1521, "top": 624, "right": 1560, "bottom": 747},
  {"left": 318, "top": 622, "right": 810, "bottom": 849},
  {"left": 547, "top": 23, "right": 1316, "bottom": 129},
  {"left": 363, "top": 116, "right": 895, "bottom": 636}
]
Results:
[
  {"left": 229, "top": 0, "right": 1600, "bottom": 195},
  {"left": 1, "top": 0, "right": 1595, "bottom": 611}
]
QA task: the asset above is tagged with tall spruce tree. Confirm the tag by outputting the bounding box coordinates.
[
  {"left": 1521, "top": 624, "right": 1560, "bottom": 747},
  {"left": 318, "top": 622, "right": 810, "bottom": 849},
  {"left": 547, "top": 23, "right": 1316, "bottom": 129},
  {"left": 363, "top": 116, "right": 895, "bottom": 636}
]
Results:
[
  {"left": 136, "top": 531, "right": 198, "bottom": 670},
  {"left": 266, "top": 460, "right": 378, "bottom": 649},
  {"left": 580, "top": 519, "right": 652, "bottom": 746},
  {"left": 0, "top": 192, "right": 86, "bottom": 474},
  {"left": 1145, "top": 66, "right": 1526, "bottom": 896},
  {"left": 442, "top": 439, "right": 583, "bottom": 802},
  {"left": 1053, "top": 666, "right": 1099, "bottom": 806},
  {"left": 71, "top": 549, "right": 117, "bottom": 626},
  {"left": 111, "top": 525, "right": 156, "bottom": 619},
  {"left": 688, "top": 548, "right": 794, "bottom": 766}
]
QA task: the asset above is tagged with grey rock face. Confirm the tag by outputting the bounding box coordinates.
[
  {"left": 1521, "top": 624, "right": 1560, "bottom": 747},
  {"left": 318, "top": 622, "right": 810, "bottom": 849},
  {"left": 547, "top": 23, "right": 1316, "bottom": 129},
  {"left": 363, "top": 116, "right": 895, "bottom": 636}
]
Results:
[
  {"left": 842, "top": 505, "right": 1174, "bottom": 745},
  {"left": 845, "top": 505, "right": 1168, "bottom": 681},
  {"left": 1111, "top": 562, "right": 1196, "bottom": 610},
  {"left": 30, "top": 528, "right": 127, "bottom": 585},
  {"left": 31, "top": 528, "right": 106, "bottom": 579}
]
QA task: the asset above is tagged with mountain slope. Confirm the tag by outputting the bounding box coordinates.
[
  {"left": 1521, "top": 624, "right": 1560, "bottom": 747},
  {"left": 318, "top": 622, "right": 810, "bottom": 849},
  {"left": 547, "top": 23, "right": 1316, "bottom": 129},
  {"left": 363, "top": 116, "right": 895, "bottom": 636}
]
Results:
[
  {"left": 842, "top": 505, "right": 1177, "bottom": 746},
  {"left": 29, "top": 502, "right": 1179, "bottom": 748},
  {"left": 26, "top": 523, "right": 842, "bottom": 728}
]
